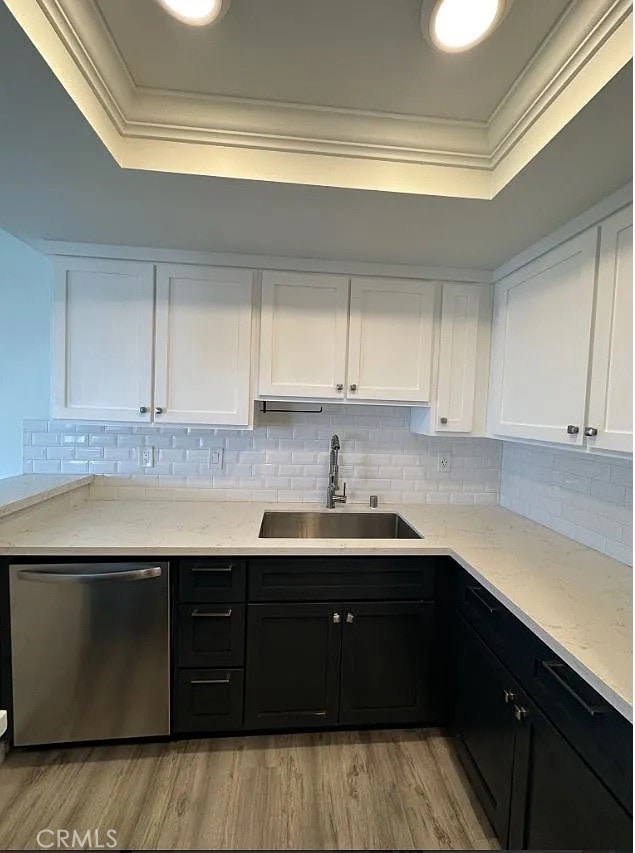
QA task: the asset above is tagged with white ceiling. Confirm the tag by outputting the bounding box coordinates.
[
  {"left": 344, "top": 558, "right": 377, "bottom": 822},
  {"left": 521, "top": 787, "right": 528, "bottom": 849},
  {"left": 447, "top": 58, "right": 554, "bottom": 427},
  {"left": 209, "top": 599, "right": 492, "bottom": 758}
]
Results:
[
  {"left": 95, "top": 0, "right": 570, "bottom": 121},
  {"left": 0, "top": 3, "right": 631, "bottom": 272},
  {"left": 5, "top": 0, "right": 631, "bottom": 198}
]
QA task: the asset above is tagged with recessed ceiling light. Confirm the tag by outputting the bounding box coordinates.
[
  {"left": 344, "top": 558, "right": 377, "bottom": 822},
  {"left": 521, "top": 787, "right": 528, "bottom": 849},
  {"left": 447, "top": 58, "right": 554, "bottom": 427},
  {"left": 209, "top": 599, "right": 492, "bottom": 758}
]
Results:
[
  {"left": 426, "top": 0, "right": 510, "bottom": 53},
  {"left": 156, "top": 0, "right": 231, "bottom": 27}
]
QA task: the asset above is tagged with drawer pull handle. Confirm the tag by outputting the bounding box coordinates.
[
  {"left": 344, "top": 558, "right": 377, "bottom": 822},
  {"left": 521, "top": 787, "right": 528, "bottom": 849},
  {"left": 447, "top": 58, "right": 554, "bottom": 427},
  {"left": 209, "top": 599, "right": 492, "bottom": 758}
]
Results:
[
  {"left": 513, "top": 704, "right": 528, "bottom": 723},
  {"left": 503, "top": 689, "right": 516, "bottom": 704},
  {"left": 192, "top": 609, "right": 232, "bottom": 618},
  {"left": 466, "top": 585, "right": 500, "bottom": 615},
  {"left": 191, "top": 565, "right": 234, "bottom": 574},
  {"left": 541, "top": 660, "right": 608, "bottom": 717},
  {"left": 190, "top": 677, "right": 231, "bottom": 685}
]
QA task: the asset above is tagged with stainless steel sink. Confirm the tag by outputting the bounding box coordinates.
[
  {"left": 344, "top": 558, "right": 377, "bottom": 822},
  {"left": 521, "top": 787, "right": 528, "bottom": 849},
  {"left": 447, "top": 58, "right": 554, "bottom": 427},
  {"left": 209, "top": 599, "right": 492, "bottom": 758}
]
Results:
[{"left": 259, "top": 511, "right": 422, "bottom": 539}]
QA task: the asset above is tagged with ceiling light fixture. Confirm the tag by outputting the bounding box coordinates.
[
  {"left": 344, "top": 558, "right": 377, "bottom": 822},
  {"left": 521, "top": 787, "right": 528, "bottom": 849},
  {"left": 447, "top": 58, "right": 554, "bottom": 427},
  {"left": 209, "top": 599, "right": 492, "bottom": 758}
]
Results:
[
  {"left": 426, "top": 0, "right": 510, "bottom": 53},
  {"left": 156, "top": 0, "right": 231, "bottom": 27}
]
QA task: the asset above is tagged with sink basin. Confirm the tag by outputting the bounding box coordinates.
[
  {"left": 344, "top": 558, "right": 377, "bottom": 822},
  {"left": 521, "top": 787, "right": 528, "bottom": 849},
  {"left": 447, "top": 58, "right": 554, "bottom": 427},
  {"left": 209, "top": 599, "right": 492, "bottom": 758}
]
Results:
[{"left": 259, "top": 511, "right": 422, "bottom": 539}]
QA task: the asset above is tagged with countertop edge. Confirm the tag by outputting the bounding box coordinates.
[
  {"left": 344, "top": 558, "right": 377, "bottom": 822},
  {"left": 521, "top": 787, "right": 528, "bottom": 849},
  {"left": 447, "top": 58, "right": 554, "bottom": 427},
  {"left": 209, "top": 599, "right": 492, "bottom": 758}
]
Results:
[{"left": 0, "top": 476, "right": 94, "bottom": 520}]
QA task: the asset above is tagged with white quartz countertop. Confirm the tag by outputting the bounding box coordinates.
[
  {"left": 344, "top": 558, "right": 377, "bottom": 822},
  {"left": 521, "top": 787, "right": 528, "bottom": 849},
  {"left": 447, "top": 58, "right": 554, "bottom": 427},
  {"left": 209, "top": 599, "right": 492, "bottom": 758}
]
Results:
[
  {"left": 0, "top": 474, "right": 93, "bottom": 520},
  {"left": 0, "top": 495, "right": 631, "bottom": 722}
]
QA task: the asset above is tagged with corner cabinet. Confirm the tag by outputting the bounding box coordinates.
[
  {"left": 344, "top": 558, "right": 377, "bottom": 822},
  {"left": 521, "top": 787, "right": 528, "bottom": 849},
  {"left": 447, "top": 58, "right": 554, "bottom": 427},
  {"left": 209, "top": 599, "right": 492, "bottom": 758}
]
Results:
[
  {"left": 488, "top": 204, "right": 633, "bottom": 452},
  {"left": 411, "top": 283, "right": 492, "bottom": 435},
  {"left": 452, "top": 568, "right": 632, "bottom": 850},
  {"left": 52, "top": 258, "right": 255, "bottom": 427},
  {"left": 258, "top": 272, "right": 437, "bottom": 404}
]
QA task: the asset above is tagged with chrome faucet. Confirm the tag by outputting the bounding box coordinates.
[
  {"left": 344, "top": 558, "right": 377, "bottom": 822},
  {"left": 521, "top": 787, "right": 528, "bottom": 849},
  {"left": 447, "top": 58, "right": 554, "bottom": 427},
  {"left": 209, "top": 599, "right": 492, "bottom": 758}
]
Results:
[{"left": 326, "top": 434, "right": 347, "bottom": 509}]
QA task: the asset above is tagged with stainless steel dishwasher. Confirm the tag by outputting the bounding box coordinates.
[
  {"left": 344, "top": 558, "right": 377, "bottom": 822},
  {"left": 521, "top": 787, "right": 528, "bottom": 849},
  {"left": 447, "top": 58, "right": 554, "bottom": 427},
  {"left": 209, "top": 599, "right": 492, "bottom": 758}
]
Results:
[{"left": 9, "top": 562, "right": 170, "bottom": 746}]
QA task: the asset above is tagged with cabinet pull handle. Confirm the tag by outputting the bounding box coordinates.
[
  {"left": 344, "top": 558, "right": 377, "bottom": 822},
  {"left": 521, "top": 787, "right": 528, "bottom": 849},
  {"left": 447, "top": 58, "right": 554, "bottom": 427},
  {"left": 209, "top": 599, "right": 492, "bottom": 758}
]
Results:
[
  {"left": 191, "top": 677, "right": 230, "bottom": 685},
  {"left": 191, "top": 565, "right": 234, "bottom": 573},
  {"left": 192, "top": 609, "right": 232, "bottom": 618},
  {"left": 349, "top": 384, "right": 358, "bottom": 392},
  {"left": 513, "top": 704, "right": 528, "bottom": 722},
  {"left": 503, "top": 689, "right": 516, "bottom": 704},
  {"left": 155, "top": 407, "right": 165, "bottom": 415},
  {"left": 541, "top": 660, "right": 608, "bottom": 717},
  {"left": 332, "top": 612, "right": 341, "bottom": 624},
  {"left": 465, "top": 585, "right": 500, "bottom": 615},
  {"left": 584, "top": 427, "right": 598, "bottom": 437},
  {"left": 336, "top": 383, "right": 344, "bottom": 391},
  {"left": 346, "top": 612, "right": 354, "bottom": 623},
  {"left": 439, "top": 416, "right": 448, "bottom": 425},
  {"left": 567, "top": 425, "right": 580, "bottom": 435},
  {"left": 139, "top": 406, "right": 149, "bottom": 414}
]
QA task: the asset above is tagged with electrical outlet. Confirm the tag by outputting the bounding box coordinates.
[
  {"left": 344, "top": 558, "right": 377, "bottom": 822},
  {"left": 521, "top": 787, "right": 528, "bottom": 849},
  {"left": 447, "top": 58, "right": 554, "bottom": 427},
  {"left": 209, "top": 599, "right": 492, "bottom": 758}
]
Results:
[
  {"left": 209, "top": 448, "right": 224, "bottom": 468},
  {"left": 437, "top": 453, "right": 451, "bottom": 473},
  {"left": 140, "top": 447, "right": 155, "bottom": 468}
]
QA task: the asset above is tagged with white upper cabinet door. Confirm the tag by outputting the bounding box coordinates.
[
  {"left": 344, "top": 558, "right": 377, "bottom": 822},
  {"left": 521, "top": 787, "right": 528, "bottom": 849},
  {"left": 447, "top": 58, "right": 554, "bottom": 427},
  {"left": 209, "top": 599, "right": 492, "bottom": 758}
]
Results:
[
  {"left": 435, "top": 284, "right": 483, "bottom": 433},
  {"left": 259, "top": 271, "right": 349, "bottom": 399},
  {"left": 488, "top": 230, "right": 598, "bottom": 446},
  {"left": 154, "top": 265, "right": 255, "bottom": 426},
  {"left": 52, "top": 258, "right": 155, "bottom": 422},
  {"left": 587, "top": 206, "right": 633, "bottom": 453},
  {"left": 347, "top": 277, "right": 437, "bottom": 402}
]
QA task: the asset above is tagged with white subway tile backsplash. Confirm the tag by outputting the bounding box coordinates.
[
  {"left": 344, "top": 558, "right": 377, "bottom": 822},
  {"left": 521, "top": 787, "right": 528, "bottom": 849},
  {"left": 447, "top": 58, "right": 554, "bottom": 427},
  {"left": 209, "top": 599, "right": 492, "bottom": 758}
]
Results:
[
  {"left": 501, "top": 443, "right": 632, "bottom": 565},
  {"left": 28, "top": 406, "right": 500, "bottom": 507}
]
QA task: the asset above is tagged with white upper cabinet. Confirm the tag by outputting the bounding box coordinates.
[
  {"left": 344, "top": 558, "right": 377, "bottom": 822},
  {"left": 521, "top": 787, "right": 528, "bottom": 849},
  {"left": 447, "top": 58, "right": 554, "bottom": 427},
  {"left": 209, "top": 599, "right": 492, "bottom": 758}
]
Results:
[
  {"left": 347, "top": 277, "right": 436, "bottom": 402},
  {"left": 587, "top": 206, "right": 633, "bottom": 453},
  {"left": 53, "top": 258, "right": 255, "bottom": 427},
  {"left": 52, "top": 258, "right": 155, "bottom": 422},
  {"left": 154, "top": 265, "right": 254, "bottom": 427},
  {"left": 488, "top": 230, "right": 598, "bottom": 446},
  {"left": 258, "top": 271, "right": 349, "bottom": 399},
  {"left": 412, "top": 283, "right": 491, "bottom": 435}
]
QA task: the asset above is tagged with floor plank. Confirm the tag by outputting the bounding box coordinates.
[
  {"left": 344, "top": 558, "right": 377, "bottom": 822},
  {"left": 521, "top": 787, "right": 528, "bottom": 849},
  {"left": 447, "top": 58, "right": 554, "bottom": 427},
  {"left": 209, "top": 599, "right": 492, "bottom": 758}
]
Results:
[{"left": 0, "top": 729, "right": 498, "bottom": 850}]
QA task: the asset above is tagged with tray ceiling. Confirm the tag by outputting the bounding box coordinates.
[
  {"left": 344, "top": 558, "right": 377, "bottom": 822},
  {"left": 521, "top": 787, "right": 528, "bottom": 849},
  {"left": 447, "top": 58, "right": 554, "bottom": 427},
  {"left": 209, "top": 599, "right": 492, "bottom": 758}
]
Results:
[{"left": 3, "top": 0, "right": 633, "bottom": 197}]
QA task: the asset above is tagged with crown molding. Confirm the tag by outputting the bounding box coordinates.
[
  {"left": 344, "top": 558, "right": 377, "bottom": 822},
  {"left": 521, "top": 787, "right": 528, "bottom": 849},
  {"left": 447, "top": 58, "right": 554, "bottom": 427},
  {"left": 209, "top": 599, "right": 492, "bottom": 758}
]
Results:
[{"left": 4, "top": 0, "right": 632, "bottom": 199}]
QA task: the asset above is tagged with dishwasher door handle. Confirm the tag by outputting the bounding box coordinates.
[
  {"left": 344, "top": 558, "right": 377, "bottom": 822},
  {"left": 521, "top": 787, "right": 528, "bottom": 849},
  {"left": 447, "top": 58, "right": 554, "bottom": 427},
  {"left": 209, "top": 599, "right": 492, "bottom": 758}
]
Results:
[{"left": 16, "top": 566, "right": 163, "bottom": 583}]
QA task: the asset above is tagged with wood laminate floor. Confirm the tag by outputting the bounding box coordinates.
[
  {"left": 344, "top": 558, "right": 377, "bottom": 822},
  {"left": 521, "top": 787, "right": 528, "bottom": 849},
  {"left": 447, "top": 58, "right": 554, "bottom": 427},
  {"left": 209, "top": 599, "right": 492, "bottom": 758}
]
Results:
[{"left": 0, "top": 728, "right": 498, "bottom": 850}]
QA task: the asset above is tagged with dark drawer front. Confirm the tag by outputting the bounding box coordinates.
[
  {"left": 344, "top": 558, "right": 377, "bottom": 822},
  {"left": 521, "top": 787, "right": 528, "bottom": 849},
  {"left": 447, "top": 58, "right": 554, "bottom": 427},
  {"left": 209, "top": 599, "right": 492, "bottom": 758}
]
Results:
[
  {"left": 179, "top": 559, "right": 246, "bottom": 603},
  {"left": 525, "top": 640, "right": 632, "bottom": 812},
  {"left": 174, "top": 668, "right": 244, "bottom": 733},
  {"left": 177, "top": 604, "right": 245, "bottom": 668},
  {"left": 455, "top": 570, "right": 519, "bottom": 669},
  {"left": 248, "top": 557, "right": 436, "bottom": 602}
]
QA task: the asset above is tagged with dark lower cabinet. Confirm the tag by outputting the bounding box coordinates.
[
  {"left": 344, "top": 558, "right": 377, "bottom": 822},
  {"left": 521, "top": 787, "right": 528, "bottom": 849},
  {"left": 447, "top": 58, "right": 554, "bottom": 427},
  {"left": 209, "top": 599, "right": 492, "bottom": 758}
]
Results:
[
  {"left": 453, "top": 606, "right": 632, "bottom": 850},
  {"left": 452, "top": 612, "right": 518, "bottom": 843},
  {"left": 244, "top": 603, "right": 341, "bottom": 729},
  {"left": 174, "top": 668, "right": 244, "bottom": 733},
  {"left": 245, "top": 599, "right": 435, "bottom": 730},
  {"left": 339, "top": 601, "right": 432, "bottom": 725},
  {"left": 509, "top": 691, "right": 632, "bottom": 850}
]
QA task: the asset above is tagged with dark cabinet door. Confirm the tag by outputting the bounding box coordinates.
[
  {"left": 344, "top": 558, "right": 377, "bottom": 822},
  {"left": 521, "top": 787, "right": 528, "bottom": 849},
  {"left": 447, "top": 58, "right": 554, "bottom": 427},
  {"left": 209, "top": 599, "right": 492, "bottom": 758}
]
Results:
[
  {"left": 509, "top": 692, "right": 632, "bottom": 851},
  {"left": 452, "top": 612, "right": 518, "bottom": 846},
  {"left": 244, "top": 603, "right": 341, "bottom": 730},
  {"left": 339, "top": 601, "right": 433, "bottom": 725}
]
